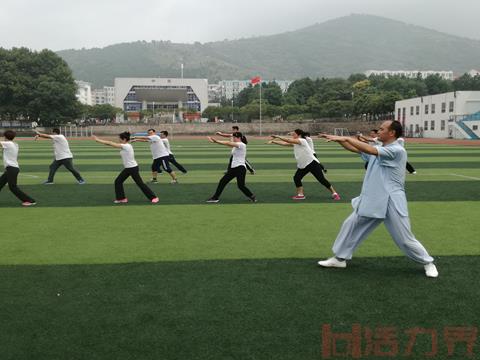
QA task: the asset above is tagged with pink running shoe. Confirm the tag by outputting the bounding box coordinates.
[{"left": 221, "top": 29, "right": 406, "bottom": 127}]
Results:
[
  {"left": 151, "top": 197, "right": 159, "bottom": 204},
  {"left": 292, "top": 194, "right": 306, "bottom": 200},
  {"left": 114, "top": 198, "right": 128, "bottom": 204},
  {"left": 332, "top": 193, "right": 341, "bottom": 201}
]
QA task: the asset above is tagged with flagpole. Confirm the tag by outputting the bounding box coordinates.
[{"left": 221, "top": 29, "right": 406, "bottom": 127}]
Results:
[{"left": 259, "top": 81, "right": 262, "bottom": 137}]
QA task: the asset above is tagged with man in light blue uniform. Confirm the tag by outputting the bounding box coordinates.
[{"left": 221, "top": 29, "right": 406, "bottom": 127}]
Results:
[{"left": 318, "top": 120, "right": 438, "bottom": 278}]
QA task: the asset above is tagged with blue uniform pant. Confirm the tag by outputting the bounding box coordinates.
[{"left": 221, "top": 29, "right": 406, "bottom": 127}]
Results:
[{"left": 332, "top": 199, "right": 434, "bottom": 264}]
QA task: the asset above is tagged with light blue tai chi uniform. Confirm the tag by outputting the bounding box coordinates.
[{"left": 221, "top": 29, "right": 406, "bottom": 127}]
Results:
[{"left": 332, "top": 140, "right": 434, "bottom": 264}]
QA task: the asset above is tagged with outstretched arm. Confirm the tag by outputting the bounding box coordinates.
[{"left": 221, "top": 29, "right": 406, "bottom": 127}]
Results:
[
  {"left": 93, "top": 136, "right": 123, "bottom": 149},
  {"left": 320, "top": 134, "right": 378, "bottom": 155},
  {"left": 207, "top": 136, "right": 239, "bottom": 148},
  {"left": 35, "top": 131, "right": 53, "bottom": 139},
  {"left": 215, "top": 131, "right": 233, "bottom": 138},
  {"left": 267, "top": 140, "right": 293, "bottom": 147},
  {"left": 270, "top": 135, "right": 302, "bottom": 145}
]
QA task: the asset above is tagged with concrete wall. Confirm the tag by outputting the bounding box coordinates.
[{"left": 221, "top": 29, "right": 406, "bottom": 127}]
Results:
[{"left": 80, "top": 121, "right": 382, "bottom": 136}]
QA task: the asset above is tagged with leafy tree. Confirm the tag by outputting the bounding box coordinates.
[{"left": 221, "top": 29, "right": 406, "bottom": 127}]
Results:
[{"left": 0, "top": 47, "right": 80, "bottom": 125}]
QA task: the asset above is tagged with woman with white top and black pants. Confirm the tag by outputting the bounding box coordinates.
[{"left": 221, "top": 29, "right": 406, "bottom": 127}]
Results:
[
  {"left": 0, "top": 130, "right": 36, "bottom": 206},
  {"left": 206, "top": 132, "right": 256, "bottom": 203},
  {"left": 269, "top": 129, "right": 340, "bottom": 201},
  {"left": 93, "top": 132, "right": 159, "bottom": 204}
]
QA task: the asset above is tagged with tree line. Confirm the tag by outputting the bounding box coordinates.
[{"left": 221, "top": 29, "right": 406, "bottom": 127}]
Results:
[{"left": 203, "top": 73, "right": 480, "bottom": 121}]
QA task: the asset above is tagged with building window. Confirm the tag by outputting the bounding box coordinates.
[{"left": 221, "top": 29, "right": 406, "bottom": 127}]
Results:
[
  {"left": 474, "top": 125, "right": 479, "bottom": 131},
  {"left": 416, "top": 105, "right": 420, "bottom": 115},
  {"left": 430, "top": 120, "right": 435, "bottom": 130},
  {"left": 424, "top": 121, "right": 428, "bottom": 130},
  {"left": 397, "top": 108, "right": 401, "bottom": 121},
  {"left": 449, "top": 101, "right": 454, "bottom": 112},
  {"left": 415, "top": 124, "right": 420, "bottom": 133},
  {"left": 410, "top": 106, "right": 414, "bottom": 116},
  {"left": 425, "top": 104, "right": 429, "bottom": 114},
  {"left": 402, "top": 107, "right": 406, "bottom": 121},
  {"left": 431, "top": 104, "right": 435, "bottom": 114},
  {"left": 441, "top": 120, "right": 446, "bottom": 131},
  {"left": 441, "top": 102, "right": 446, "bottom": 113}
]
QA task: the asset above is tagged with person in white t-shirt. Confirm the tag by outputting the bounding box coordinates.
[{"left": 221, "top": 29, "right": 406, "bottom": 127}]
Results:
[
  {"left": 93, "top": 132, "right": 159, "bottom": 204},
  {"left": 206, "top": 132, "right": 256, "bottom": 203},
  {"left": 0, "top": 130, "right": 36, "bottom": 206},
  {"left": 304, "top": 132, "right": 327, "bottom": 173},
  {"left": 159, "top": 130, "right": 187, "bottom": 174},
  {"left": 132, "top": 129, "right": 178, "bottom": 184},
  {"left": 35, "top": 128, "right": 85, "bottom": 184},
  {"left": 216, "top": 125, "right": 255, "bottom": 174},
  {"left": 269, "top": 129, "right": 340, "bottom": 201}
]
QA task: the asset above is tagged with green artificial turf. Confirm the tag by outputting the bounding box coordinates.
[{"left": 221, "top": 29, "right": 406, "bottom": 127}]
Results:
[{"left": 0, "top": 138, "right": 479, "bottom": 359}]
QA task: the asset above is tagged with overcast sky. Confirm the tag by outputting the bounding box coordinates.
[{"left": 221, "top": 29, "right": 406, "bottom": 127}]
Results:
[{"left": 1, "top": 0, "right": 479, "bottom": 51}]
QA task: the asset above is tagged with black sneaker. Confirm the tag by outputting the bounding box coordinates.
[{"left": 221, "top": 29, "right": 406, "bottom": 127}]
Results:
[{"left": 250, "top": 195, "right": 257, "bottom": 203}]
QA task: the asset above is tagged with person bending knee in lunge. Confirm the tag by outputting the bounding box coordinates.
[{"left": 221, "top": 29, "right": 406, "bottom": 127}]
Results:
[
  {"left": 35, "top": 128, "right": 85, "bottom": 184},
  {"left": 206, "top": 132, "right": 256, "bottom": 203},
  {"left": 317, "top": 120, "right": 438, "bottom": 278},
  {"left": 0, "top": 130, "right": 36, "bottom": 206},
  {"left": 268, "top": 129, "right": 340, "bottom": 201},
  {"left": 132, "top": 129, "right": 178, "bottom": 184},
  {"left": 93, "top": 132, "right": 159, "bottom": 204}
]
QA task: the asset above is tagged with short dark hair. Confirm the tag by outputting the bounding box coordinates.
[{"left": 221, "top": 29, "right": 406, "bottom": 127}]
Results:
[
  {"left": 232, "top": 126, "right": 239, "bottom": 131},
  {"left": 119, "top": 131, "right": 131, "bottom": 141},
  {"left": 52, "top": 128, "right": 60, "bottom": 134},
  {"left": 147, "top": 128, "right": 156, "bottom": 133},
  {"left": 388, "top": 121, "right": 403, "bottom": 138},
  {"left": 294, "top": 129, "right": 306, "bottom": 138},
  {"left": 3, "top": 130, "right": 16, "bottom": 140},
  {"left": 304, "top": 131, "right": 311, "bottom": 137},
  {"left": 232, "top": 131, "right": 243, "bottom": 139},
  {"left": 370, "top": 129, "right": 378, "bottom": 133},
  {"left": 160, "top": 130, "right": 168, "bottom": 136}
]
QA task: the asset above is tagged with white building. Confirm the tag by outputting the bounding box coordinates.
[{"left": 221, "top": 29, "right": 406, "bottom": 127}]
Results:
[
  {"left": 395, "top": 91, "right": 480, "bottom": 139},
  {"left": 467, "top": 69, "right": 480, "bottom": 77},
  {"left": 92, "top": 86, "right": 115, "bottom": 106},
  {"left": 365, "top": 70, "right": 454, "bottom": 81},
  {"left": 114, "top": 77, "right": 209, "bottom": 113},
  {"left": 75, "top": 80, "right": 92, "bottom": 105},
  {"left": 218, "top": 80, "right": 293, "bottom": 100}
]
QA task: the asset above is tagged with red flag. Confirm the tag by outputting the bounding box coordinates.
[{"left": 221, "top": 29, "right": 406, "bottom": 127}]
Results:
[{"left": 250, "top": 76, "right": 261, "bottom": 85}]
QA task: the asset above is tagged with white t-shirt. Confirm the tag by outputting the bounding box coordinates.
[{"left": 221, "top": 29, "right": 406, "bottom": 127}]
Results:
[
  {"left": 1, "top": 141, "right": 19, "bottom": 168},
  {"left": 120, "top": 144, "right": 138, "bottom": 168},
  {"left": 231, "top": 142, "right": 247, "bottom": 168},
  {"left": 51, "top": 134, "right": 73, "bottom": 160},
  {"left": 162, "top": 138, "right": 172, "bottom": 155},
  {"left": 293, "top": 138, "right": 318, "bottom": 169},
  {"left": 369, "top": 137, "right": 383, "bottom": 146},
  {"left": 306, "top": 136, "right": 315, "bottom": 153},
  {"left": 148, "top": 135, "right": 169, "bottom": 159},
  {"left": 397, "top": 137, "right": 405, "bottom": 147}
]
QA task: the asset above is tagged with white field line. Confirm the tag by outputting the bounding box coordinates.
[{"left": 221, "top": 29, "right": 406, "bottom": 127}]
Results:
[{"left": 449, "top": 173, "right": 480, "bottom": 181}]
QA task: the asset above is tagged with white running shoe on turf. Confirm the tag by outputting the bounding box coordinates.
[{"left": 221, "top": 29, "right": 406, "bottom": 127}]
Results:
[
  {"left": 424, "top": 263, "right": 438, "bottom": 278},
  {"left": 317, "top": 257, "right": 347, "bottom": 268}
]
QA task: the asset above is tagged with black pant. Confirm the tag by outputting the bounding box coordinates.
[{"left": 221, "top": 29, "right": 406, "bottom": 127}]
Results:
[
  {"left": 115, "top": 166, "right": 157, "bottom": 200},
  {"left": 0, "top": 166, "right": 35, "bottom": 203},
  {"left": 165, "top": 154, "right": 187, "bottom": 173},
  {"left": 406, "top": 162, "right": 416, "bottom": 174},
  {"left": 313, "top": 153, "right": 327, "bottom": 172},
  {"left": 294, "top": 161, "right": 332, "bottom": 188},
  {"left": 227, "top": 156, "right": 255, "bottom": 173},
  {"left": 48, "top": 158, "right": 83, "bottom": 182},
  {"left": 212, "top": 166, "right": 253, "bottom": 200},
  {"left": 152, "top": 156, "right": 172, "bottom": 173}
]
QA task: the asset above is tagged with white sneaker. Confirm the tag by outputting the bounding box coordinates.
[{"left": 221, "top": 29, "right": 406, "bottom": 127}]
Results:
[
  {"left": 424, "top": 263, "right": 438, "bottom": 278},
  {"left": 317, "top": 257, "right": 347, "bottom": 268}
]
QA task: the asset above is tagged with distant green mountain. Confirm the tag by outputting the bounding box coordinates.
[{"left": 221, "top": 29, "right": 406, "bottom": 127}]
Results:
[{"left": 57, "top": 14, "right": 480, "bottom": 88}]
